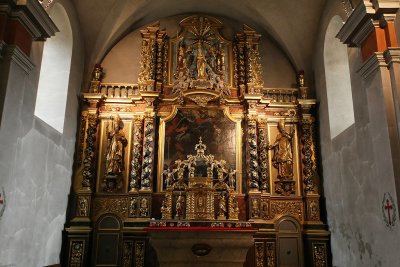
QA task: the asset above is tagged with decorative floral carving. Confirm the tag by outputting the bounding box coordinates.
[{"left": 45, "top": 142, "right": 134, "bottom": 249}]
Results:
[
  {"left": 77, "top": 112, "right": 87, "bottom": 165},
  {"left": 82, "top": 113, "right": 97, "bottom": 189},
  {"left": 135, "top": 241, "right": 145, "bottom": 267},
  {"left": 301, "top": 119, "right": 317, "bottom": 194},
  {"left": 69, "top": 240, "right": 84, "bottom": 267},
  {"left": 313, "top": 243, "right": 327, "bottom": 267},
  {"left": 129, "top": 197, "right": 138, "bottom": 218},
  {"left": 307, "top": 199, "right": 320, "bottom": 221},
  {"left": 255, "top": 242, "right": 265, "bottom": 267},
  {"left": 122, "top": 241, "right": 133, "bottom": 267},
  {"left": 270, "top": 200, "right": 303, "bottom": 221},
  {"left": 266, "top": 242, "right": 276, "bottom": 267},
  {"left": 93, "top": 197, "right": 128, "bottom": 218},
  {"left": 186, "top": 94, "right": 218, "bottom": 107},
  {"left": 76, "top": 196, "right": 89, "bottom": 217}
]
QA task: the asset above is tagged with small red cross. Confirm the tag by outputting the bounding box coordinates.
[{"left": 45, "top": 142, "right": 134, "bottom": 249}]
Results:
[{"left": 385, "top": 199, "right": 393, "bottom": 225}]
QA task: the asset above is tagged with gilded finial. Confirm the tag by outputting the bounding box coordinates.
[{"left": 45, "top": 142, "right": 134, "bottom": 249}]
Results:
[{"left": 297, "top": 70, "right": 305, "bottom": 87}]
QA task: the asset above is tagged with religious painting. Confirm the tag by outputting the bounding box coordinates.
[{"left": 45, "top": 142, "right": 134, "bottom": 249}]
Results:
[
  {"left": 162, "top": 108, "right": 236, "bottom": 174},
  {"left": 169, "top": 16, "right": 232, "bottom": 93}
]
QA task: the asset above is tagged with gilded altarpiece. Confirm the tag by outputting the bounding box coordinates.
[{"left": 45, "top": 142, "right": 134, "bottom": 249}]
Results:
[{"left": 63, "top": 14, "right": 330, "bottom": 267}]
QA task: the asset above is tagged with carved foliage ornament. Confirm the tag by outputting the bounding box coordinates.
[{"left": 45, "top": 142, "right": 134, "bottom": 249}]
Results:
[
  {"left": 255, "top": 242, "right": 265, "bottom": 267},
  {"left": 69, "top": 240, "right": 85, "bottom": 267},
  {"left": 270, "top": 200, "right": 303, "bottom": 221},
  {"left": 266, "top": 242, "right": 276, "bottom": 267},
  {"left": 141, "top": 114, "right": 155, "bottom": 190},
  {"left": 94, "top": 197, "right": 128, "bottom": 219},
  {"left": 122, "top": 241, "right": 133, "bottom": 267},
  {"left": 258, "top": 119, "right": 270, "bottom": 192},
  {"left": 135, "top": 241, "right": 145, "bottom": 267},
  {"left": 82, "top": 113, "right": 98, "bottom": 189},
  {"left": 313, "top": 243, "right": 327, "bottom": 267},
  {"left": 301, "top": 119, "right": 317, "bottom": 194}
]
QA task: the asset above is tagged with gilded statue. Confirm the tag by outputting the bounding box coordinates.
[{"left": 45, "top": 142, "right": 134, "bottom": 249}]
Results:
[
  {"left": 268, "top": 119, "right": 294, "bottom": 179},
  {"left": 196, "top": 42, "right": 206, "bottom": 79},
  {"left": 176, "top": 194, "right": 185, "bottom": 219},
  {"left": 218, "top": 194, "right": 227, "bottom": 217},
  {"left": 105, "top": 115, "right": 127, "bottom": 176}
]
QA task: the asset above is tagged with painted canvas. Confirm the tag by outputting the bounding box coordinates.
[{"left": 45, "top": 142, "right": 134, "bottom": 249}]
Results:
[{"left": 163, "top": 109, "right": 236, "bottom": 171}]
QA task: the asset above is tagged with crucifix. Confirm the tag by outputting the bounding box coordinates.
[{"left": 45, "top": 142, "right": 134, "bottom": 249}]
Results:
[{"left": 385, "top": 198, "right": 393, "bottom": 225}]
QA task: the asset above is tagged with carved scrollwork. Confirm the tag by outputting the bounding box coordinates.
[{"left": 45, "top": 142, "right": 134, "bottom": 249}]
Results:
[
  {"left": 77, "top": 112, "right": 87, "bottom": 165},
  {"left": 82, "top": 113, "right": 98, "bottom": 189},
  {"left": 93, "top": 197, "right": 128, "bottom": 219},
  {"left": 307, "top": 198, "right": 321, "bottom": 222},
  {"left": 76, "top": 195, "right": 90, "bottom": 217},
  {"left": 270, "top": 200, "right": 303, "bottom": 221},
  {"left": 301, "top": 119, "right": 317, "bottom": 194}
]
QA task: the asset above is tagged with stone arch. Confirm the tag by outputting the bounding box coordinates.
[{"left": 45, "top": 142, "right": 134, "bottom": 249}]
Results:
[
  {"left": 34, "top": 2, "right": 73, "bottom": 133},
  {"left": 324, "top": 15, "right": 355, "bottom": 139}
]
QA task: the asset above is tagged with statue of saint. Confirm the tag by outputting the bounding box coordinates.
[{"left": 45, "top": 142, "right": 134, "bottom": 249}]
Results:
[
  {"left": 176, "top": 194, "right": 185, "bottom": 219},
  {"left": 163, "top": 168, "right": 175, "bottom": 188},
  {"left": 105, "top": 115, "right": 127, "bottom": 176},
  {"left": 196, "top": 42, "right": 206, "bottom": 79},
  {"left": 218, "top": 194, "right": 227, "bottom": 217},
  {"left": 268, "top": 119, "right": 294, "bottom": 179}
]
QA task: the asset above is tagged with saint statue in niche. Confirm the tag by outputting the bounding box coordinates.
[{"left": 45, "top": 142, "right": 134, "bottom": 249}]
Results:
[
  {"left": 105, "top": 114, "right": 127, "bottom": 176},
  {"left": 268, "top": 119, "right": 294, "bottom": 179},
  {"left": 196, "top": 42, "right": 206, "bottom": 79}
]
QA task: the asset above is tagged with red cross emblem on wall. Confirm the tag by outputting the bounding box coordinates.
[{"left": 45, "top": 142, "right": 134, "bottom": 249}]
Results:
[{"left": 382, "top": 192, "right": 397, "bottom": 228}]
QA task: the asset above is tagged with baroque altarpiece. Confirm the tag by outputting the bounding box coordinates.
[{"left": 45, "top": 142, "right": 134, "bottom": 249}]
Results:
[{"left": 63, "top": 15, "right": 330, "bottom": 267}]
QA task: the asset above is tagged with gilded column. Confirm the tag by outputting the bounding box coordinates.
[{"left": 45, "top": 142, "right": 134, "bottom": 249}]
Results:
[
  {"left": 156, "top": 30, "right": 168, "bottom": 91},
  {"left": 140, "top": 112, "right": 156, "bottom": 191},
  {"left": 81, "top": 111, "right": 98, "bottom": 190},
  {"left": 258, "top": 118, "right": 270, "bottom": 193},
  {"left": 130, "top": 116, "right": 144, "bottom": 192},
  {"left": 247, "top": 115, "right": 260, "bottom": 191}
]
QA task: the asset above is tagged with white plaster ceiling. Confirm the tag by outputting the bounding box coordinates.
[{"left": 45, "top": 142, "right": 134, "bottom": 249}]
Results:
[{"left": 71, "top": 0, "right": 327, "bottom": 83}]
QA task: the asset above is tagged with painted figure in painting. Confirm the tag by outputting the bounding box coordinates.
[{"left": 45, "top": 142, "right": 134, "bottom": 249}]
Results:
[
  {"left": 268, "top": 119, "right": 294, "bottom": 179},
  {"left": 105, "top": 114, "right": 127, "bottom": 176}
]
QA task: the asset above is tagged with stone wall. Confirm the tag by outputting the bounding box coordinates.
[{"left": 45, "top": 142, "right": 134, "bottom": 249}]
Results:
[
  {"left": 313, "top": 1, "right": 400, "bottom": 266},
  {"left": 0, "top": 1, "right": 83, "bottom": 266}
]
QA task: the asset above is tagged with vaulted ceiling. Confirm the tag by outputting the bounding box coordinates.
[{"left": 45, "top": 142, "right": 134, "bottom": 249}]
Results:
[{"left": 71, "top": 0, "right": 328, "bottom": 81}]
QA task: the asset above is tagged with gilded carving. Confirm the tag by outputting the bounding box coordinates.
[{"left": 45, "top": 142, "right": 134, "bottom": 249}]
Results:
[
  {"left": 268, "top": 119, "right": 295, "bottom": 196},
  {"left": 122, "top": 241, "right": 133, "bottom": 267},
  {"left": 93, "top": 197, "right": 128, "bottom": 219},
  {"left": 69, "top": 240, "right": 84, "bottom": 267},
  {"left": 270, "top": 200, "right": 303, "bottom": 221},
  {"left": 135, "top": 241, "right": 145, "bottom": 267},
  {"left": 247, "top": 116, "right": 259, "bottom": 190},
  {"left": 301, "top": 119, "right": 317, "bottom": 194},
  {"left": 251, "top": 197, "right": 261, "bottom": 219},
  {"left": 258, "top": 119, "right": 270, "bottom": 192},
  {"left": 161, "top": 192, "right": 172, "bottom": 219},
  {"left": 313, "top": 243, "right": 327, "bottom": 267},
  {"left": 266, "top": 242, "right": 276, "bottom": 267},
  {"left": 129, "top": 197, "right": 138, "bottom": 218},
  {"left": 77, "top": 196, "right": 89, "bottom": 217},
  {"left": 77, "top": 112, "right": 87, "bottom": 165},
  {"left": 103, "top": 114, "right": 128, "bottom": 192},
  {"left": 307, "top": 199, "right": 320, "bottom": 222},
  {"left": 141, "top": 114, "right": 155, "bottom": 190},
  {"left": 255, "top": 242, "right": 265, "bottom": 267},
  {"left": 228, "top": 194, "right": 239, "bottom": 220},
  {"left": 139, "top": 197, "right": 150, "bottom": 217},
  {"left": 82, "top": 113, "right": 97, "bottom": 189},
  {"left": 130, "top": 116, "right": 143, "bottom": 192},
  {"left": 260, "top": 198, "right": 270, "bottom": 220}
]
